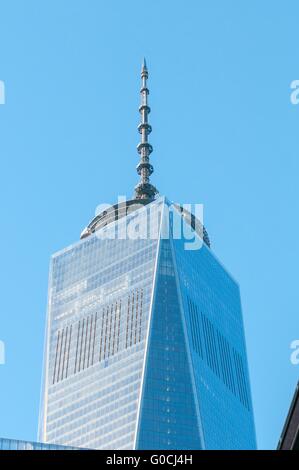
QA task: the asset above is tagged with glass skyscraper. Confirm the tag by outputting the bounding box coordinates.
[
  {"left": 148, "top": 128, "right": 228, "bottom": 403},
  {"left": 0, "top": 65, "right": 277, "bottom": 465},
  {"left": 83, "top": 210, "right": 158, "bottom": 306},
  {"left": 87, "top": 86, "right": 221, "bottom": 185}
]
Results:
[{"left": 39, "top": 61, "right": 256, "bottom": 450}]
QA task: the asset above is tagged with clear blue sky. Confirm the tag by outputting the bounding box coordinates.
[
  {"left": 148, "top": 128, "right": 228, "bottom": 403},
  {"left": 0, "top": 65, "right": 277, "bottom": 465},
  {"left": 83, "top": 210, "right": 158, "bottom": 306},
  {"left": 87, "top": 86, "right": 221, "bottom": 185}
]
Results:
[{"left": 0, "top": 1, "right": 298, "bottom": 450}]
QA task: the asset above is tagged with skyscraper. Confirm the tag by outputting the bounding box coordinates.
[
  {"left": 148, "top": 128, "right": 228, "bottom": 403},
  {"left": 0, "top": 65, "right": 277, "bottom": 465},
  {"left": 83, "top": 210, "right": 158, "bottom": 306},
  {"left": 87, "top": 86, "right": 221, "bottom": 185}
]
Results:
[
  {"left": 39, "top": 60, "right": 256, "bottom": 450},
  {"left": 278, "top": 381, "right": 299, "bottom": 450}
]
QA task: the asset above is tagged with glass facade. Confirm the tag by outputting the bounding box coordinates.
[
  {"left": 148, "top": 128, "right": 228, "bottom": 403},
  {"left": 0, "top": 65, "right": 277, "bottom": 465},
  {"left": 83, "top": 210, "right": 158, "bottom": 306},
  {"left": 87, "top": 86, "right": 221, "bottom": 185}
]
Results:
[
  {"left": 39, "top": 200, "right": 162, "bottom": 449},
  {"left": 0, "top": 437, "right": 78, "bottom": 450},
  {"left": 39, "top": 197, "right": 256, "bottom": 449},
  {"left": 136, "top": 239, "right": 203, "bottom": 449},
  {"left": 172, "top": 233, "right": 256, "bottom": 449}
]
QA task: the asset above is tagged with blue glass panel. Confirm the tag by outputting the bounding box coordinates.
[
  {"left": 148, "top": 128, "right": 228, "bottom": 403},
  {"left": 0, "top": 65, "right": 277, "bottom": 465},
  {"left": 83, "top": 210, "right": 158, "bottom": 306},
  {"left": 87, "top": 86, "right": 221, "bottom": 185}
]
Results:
[
  {"left": 172, "top": 224, "right": 256, "bottom": 450},
  {"left": 136, "top": 239, "right": 202, "bottom": 450}
]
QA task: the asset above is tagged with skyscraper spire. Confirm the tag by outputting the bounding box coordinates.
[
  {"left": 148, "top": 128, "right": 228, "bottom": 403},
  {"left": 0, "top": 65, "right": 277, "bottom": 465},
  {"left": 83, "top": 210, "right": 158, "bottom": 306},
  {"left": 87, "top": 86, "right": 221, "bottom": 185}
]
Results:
[{"left": 135, "top": 58, "right": 158, "bottom": 200}]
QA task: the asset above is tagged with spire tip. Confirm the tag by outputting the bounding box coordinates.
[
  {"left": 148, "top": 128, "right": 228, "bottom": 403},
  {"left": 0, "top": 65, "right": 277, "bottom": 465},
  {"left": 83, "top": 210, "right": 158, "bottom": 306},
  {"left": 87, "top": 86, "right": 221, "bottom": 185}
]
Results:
[{"left": 135, "top": 59, "right": 157, "bottom": 200}]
